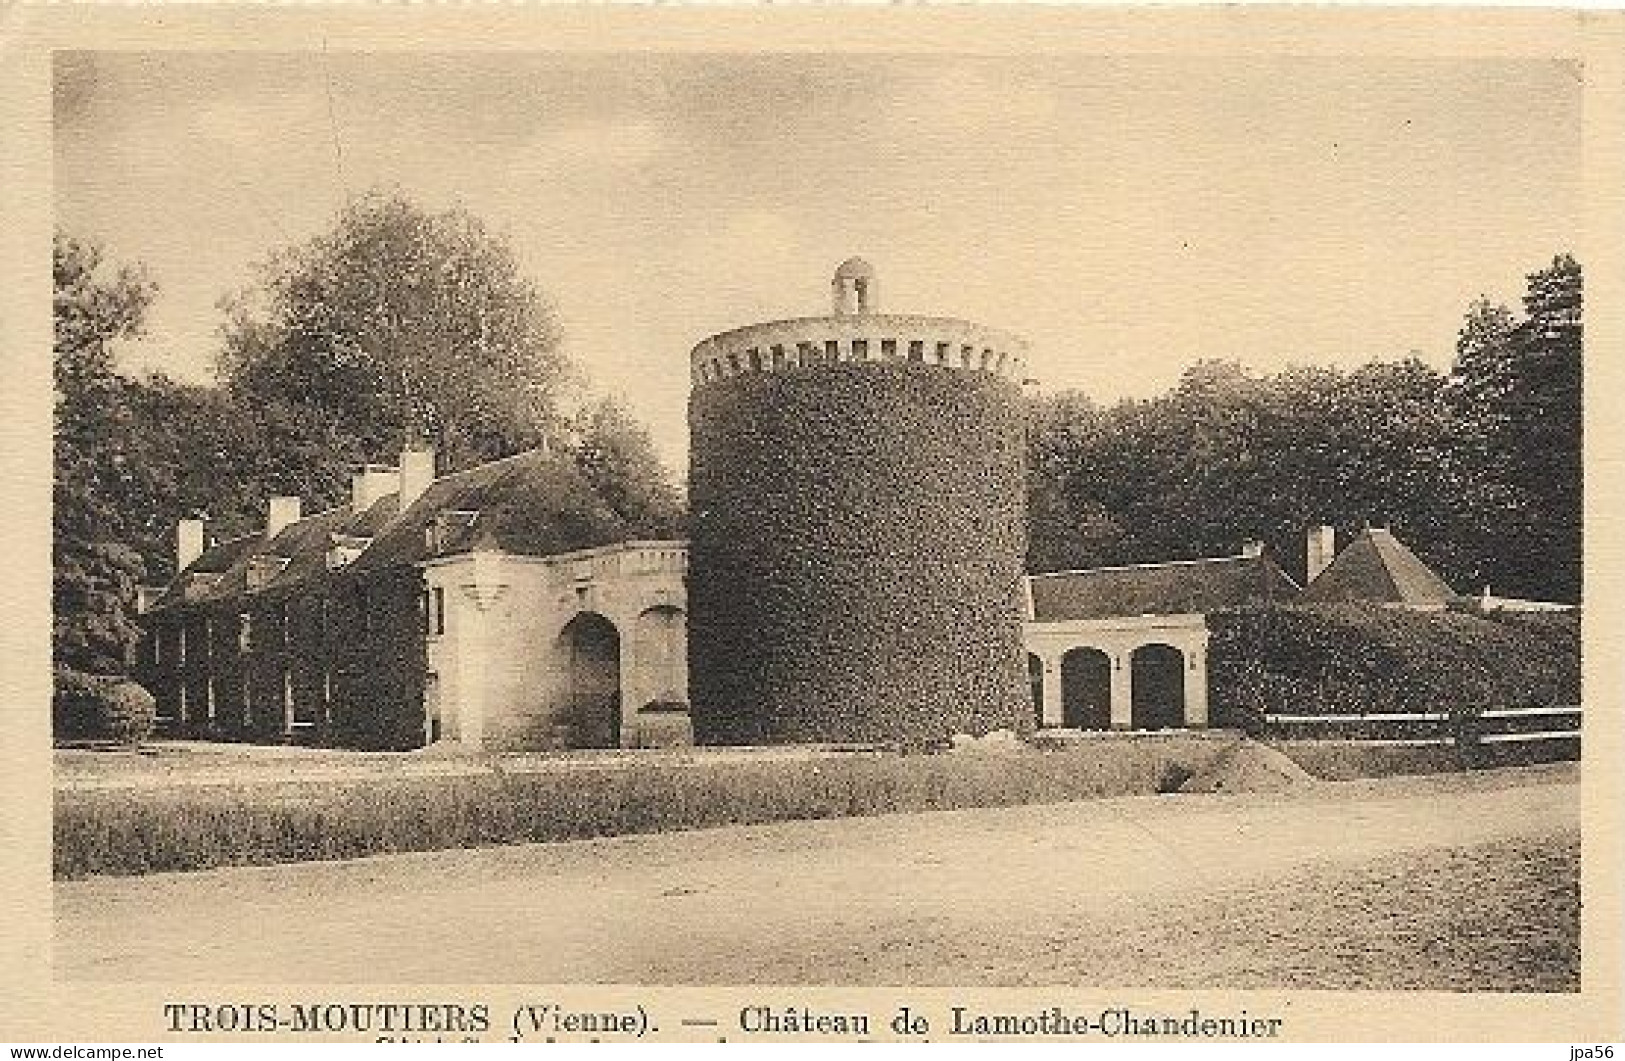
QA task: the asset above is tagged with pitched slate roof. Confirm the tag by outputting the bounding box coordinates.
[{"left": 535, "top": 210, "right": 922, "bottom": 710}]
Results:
[
  {"left": 1302, "top": 527, "right": 1458, "bottom": 607},
  {"left": 253, "top": 494, "right": 399, "bottom": 600},
  {"left": 1029, "top": 554, "right": 1302, "bottom": 622},
  {"left": 150, "top": 447, "right": 639, "bottom": 616},
  {"left": 349, "top": 448, "right": 626, "bottom": 573},
  {"left": 147, "top": 533, "right": 261, "bottom": 611},
  {"left": 148, "top": 492, "right": 402, "bottom": 611}
]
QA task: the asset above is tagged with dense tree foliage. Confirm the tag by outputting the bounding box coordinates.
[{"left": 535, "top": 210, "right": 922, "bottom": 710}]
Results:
[
  {"left": 1026, "top": 358, "right": 1469, "bottom": 584},
  {"left": 1028, "top": 256, "right": 1583, "bottom": 602},
  {"left": 217, "top": 191, "right": 573, "bottom": 471},
  {"left": 53, "top": 235, "right": 156, "bottom": 678},
  {"left": 567, "top": 398, "right": 686, "bottom": 538},
  {"left": 113, "top": 380, "right": 368, "bottom": 582},
  {"left": 1446, "top": 255, "right": 1582, "bottom": 601}
]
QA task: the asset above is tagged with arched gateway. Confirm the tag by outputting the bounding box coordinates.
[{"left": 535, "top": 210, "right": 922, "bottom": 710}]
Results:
[
  {"left": 419, "top": 540, "right": 689, "bottom": 750},
  {"left": 1130, "top": 643, "right": 1186, "bottom": 732},
  {"left": 558, "top": 612, "right": 621, "bottom": 748},
  {"left": 1022, "top": 551, "right": 1300, "bottom": 733},
  {"left": 1061, "top": 647, "right": 1113, "bottom": 730}
]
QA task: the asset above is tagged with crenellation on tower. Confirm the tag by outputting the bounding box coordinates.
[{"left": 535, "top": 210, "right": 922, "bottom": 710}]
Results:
[{"left": 689, "top": 314, "right": 1030, "bottom": 388}]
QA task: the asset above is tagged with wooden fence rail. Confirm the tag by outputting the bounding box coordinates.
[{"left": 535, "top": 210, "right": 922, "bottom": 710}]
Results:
[{"left": 1264, "top": 704, "right": 1582, "bottom": 751}]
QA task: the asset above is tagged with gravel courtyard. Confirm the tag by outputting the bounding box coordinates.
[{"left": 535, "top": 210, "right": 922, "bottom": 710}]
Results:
[{"left": 55, "top": 763, "right": 1579, "bottom": 990}]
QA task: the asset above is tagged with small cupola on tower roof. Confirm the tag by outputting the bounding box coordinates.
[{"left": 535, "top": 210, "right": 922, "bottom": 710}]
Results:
[{"left": 831, "top": 257, "right": 879, "bottom": 316}]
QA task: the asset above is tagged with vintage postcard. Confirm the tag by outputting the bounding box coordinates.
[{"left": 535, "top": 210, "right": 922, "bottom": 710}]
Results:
[{"left": 2, "top": 4, "right": 1622, "bottom": 1046}]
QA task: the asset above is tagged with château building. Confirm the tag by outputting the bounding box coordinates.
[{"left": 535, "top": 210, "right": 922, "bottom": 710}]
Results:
[{"left": 140, "top": 262, "right": 1511, "bottom": 751}]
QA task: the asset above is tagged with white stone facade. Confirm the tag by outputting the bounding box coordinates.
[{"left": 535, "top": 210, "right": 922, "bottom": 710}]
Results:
[
  {"left": 420, "top": 540, "right": 689, "bottom": 750},
  {"left": 1023, "top": 613, "right": 1211, "bottom": 732}
]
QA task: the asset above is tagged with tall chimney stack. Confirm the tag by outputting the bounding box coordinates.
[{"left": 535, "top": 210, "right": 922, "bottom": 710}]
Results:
[
  {"left": 351, "top": 465, "right": 397, "bottom": 513},
  {"left": 1306, "top": 524, "right": 1336, "bottom": 583},
  {"left": 177, "top": 519, "right": 205, "bottom": 574},
  {"left": 266, "top": 496, "right": 301, "bottom": 539},
  {"left": 398, "top": 445, "right": 436, "bottom": 512}
]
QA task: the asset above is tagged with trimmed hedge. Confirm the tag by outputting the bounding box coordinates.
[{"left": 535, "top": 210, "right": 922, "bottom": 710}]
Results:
[
  {"left": 1209, "top": 604, "right": 1581, "bottom": 727},
  {"left": 1277, "top": 737, "right": 1576, "bottom": 779},
  {"left": 688, "top": 363, "right": 1030, "bottom": 744},
  {"left": 53, "top": 670, "right": 157, "bottom": 746}
]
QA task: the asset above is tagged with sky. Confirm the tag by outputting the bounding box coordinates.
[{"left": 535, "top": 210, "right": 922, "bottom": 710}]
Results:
[{"left": 54, "top": 51, "right": 1581, "bottom": 470}]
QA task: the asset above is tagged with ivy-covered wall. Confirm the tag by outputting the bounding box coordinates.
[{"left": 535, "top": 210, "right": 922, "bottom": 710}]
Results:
[
  {"left": 339, "top": 569, "right": 429, "bottom": 749},
  {"left": 688, "top": 362, "right": 1031, "bottom": 745},
  {"left": 145, "top": 564, "right": 430, "bottom": 751}
]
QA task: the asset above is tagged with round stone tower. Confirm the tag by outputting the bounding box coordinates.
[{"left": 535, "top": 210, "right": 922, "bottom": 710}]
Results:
[{"left": 686, "top": 260, "right": 1033, "bottom": 745}]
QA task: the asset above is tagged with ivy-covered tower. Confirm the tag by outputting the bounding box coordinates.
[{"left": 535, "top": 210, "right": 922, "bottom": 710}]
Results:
[{"left": 686, "top": 259, "right": 1033, "bottom": 744}]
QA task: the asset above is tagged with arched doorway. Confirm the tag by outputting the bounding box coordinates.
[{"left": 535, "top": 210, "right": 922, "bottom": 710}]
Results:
[
  {"left": 1061, "top": 647, "right": 1112, "bottom": 730},
  {"left": 558, "top": 612, "right": 621, "bottom": 748},
  {"left": 1027, "top": 653, "right": 1045, "bottom": 726},
  {"left": 1131, "top": 643, "right": 1185, "bottom": 731}
]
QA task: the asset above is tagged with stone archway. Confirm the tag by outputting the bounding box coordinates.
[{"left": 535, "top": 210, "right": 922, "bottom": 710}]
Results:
[
  {"left": 557, "top": 612, "right": 621, "bottom": 748},
  {"left": 1061, "top": 647, "right": 1113, "bottom": 730},
  {"left": 1130, "top": 643, "right": 1185, "bottom": 731}
]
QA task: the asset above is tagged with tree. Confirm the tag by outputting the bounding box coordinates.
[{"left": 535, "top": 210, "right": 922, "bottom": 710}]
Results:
[
  {"left": 1024, "top": 391, "right": 1135, "bottom": 571},
  {"left": 116, "top": 378, "right": 366, "bottom": 582},
  {"left": 52, "top": 234, "right": 157, "bottom": 681},
  {"left": 53, "top": 235, "right": 357, "bottom": 689},
  {"left": 1446, "top": 255, "right": 1583, "bottom": 601},
  {"left": 53, "top": 234, "right": 154, "bottom": 390},
  {"left": 567, "top": 398, "right": 686, "bottom": 538},
  {"left": 218, "top": 191, "right": 573, "bottom": 471},
  {"left": 1505, "top": 255, "right": 1582, "bottom": 601},
  {"left": 1448, "top": 297, "right": 1519, "bottom": 433}
]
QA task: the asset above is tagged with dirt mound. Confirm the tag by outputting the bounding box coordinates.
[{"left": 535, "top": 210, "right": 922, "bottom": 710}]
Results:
[{"left": 1178, "top": 740, "right": 1315, "bottom": 794}]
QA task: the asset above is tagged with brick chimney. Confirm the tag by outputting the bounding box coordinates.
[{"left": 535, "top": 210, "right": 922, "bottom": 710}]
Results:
[
  {"left": 1306, "top": 524, "right": 1336, "bottom": 583},
  {"left": 267, "top": 496, "right": 301, "bottom": 539},
  {"left": 177, "top": 519, "right": 205, "bottom": 573},
  {"left": 351, "top": 465, "right": 397, "bottom": 513},
  {"left": 398, "top": 445, "right": 436, "bottom": 511}
]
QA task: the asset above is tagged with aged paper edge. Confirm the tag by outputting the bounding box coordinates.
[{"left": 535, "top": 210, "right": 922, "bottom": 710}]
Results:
[{"left": 1, "top": 5, "right": 1621, "bottom": 1044}]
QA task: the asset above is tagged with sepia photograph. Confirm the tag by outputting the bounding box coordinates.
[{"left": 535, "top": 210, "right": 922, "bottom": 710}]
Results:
[{"left": 4, "top": 7, "right": 1622, "bottom": 1044}]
